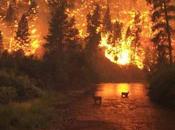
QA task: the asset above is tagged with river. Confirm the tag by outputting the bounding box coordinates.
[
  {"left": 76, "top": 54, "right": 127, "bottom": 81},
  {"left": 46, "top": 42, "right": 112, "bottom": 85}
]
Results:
[{"left": 69, "top": 83, "right": 175, "bottom": 130}]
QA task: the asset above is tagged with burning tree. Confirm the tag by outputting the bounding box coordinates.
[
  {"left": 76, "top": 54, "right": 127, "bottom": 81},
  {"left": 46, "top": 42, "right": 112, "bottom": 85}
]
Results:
[
  {"left": 0, "top": 31, "right": 3, "bottom": 52},
  {"left": 15, "top": 13, "right": 30, "bottom": 54},
  {"left": 0, "top": 0, "right": 7, "bottom": 15},
  {"left": 4, "top": 2, "right": 16, "bottom": 24},
  {"left": 113, "top": 20, "right": 123, "bottom": 41},
  {"left": 45, "top": 0, "right": 81, "bottom": 83},
  {"left": 64, "top": 17, "right": 79, "bottom": 51},
  {"left": 26, "top": 0, "right": 40, "bottom": 56},
  {"left": 0, "top": 0, "right": 40, "bottom": 56},
  {"left": 103, "top": 3, "right": 112, "bottom": 33},
  {"left": 45, "top": 0, "right": 68, "bottom": 54},
  {"left": 85, "top": 4, "right": 101, "bottom": 57},
  {"left": 26, "top": 0, "right": 38, "bottom": 16},
  {"left": 99, "top": 10, "right": 145, "bottom": 69},
  {"left": 126, "top": 11, "right": 143, "bottom": 62},
  {"left": 146, "top": 0, "right": 175, "bottom": 65}
]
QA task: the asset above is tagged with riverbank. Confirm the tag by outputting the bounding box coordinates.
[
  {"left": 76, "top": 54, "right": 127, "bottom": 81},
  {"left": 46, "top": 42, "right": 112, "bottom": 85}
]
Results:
[{"left": 0, "top": 85, "right": 95, "bottom": 130}]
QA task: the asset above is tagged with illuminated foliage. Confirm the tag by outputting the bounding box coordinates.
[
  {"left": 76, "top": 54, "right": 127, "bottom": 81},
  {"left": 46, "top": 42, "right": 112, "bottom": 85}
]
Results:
[
  {"left": 103, "top": 3, "right": 112, "bottom": 32},
  {"left": 15, "top": 14, "right": 30, "bottom": 54},
  {"left": 146, "top": 0, "right": 175, "bottom": 65},
  {"left": 113, "top": 20, "right": 123, "bottom": 41},
  {"left": 27, "top": 0, "right": 38, "bottom": 16},
  {"left": 99, "top": 11, "right": 145, "bottom": 69},
  {"left": 4, "top": 2, "right": 16, "bottom": 24},
  {"left": 0, "top": 0, "right": 154, "bottom": 70}
]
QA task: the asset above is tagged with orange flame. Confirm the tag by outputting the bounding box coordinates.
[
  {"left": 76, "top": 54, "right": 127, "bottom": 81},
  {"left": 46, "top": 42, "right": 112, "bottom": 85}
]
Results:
[{"left": 99, "top": 31, "right": 144, "bottom": 69}]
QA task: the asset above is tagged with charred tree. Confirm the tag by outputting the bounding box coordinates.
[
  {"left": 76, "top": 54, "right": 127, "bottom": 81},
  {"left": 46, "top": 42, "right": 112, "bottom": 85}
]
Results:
[
  {"left": 103, "top": 3, "right": 112, "bottom": 32},
  {"left": 125, "top": 11, "right": 142, "bottom": 62},
  {"left": 64, "top": 17, "right": 79, "bottom": 52},
  {"left": 0, "top": 0, "right": 8, "bottom": 16},
  {"left": 15, "top": 14, "right": 30, "bottom": 50},
  {"left": 85, "top": 4, "right": 101, "bottom": 57},
  {"left": 113, "top": 20, "right": 123, "bottom": 41},
  {"left": 26, "top": 0, "right": 38, "bottom": 17},
  {"left": 45, "top": 0, "right": 68, "bottom": 55},
  {"left": 44, "top": 0, "right": 81, "bottom": 84},
  {"left": 146, "top": 0, "right": 175, "bottom": 65},
  {"left": 0, "top": 31, "right": 3, "bottom": 52},
  {"left": 4, "top": 2, "right": 16, "bottom": 24}
]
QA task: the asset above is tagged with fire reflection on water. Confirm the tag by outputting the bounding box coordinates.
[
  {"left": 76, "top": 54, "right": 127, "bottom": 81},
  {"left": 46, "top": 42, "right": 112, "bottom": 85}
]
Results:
[{"left": 95, "top": 83, "right": 145, "bottom": 99}]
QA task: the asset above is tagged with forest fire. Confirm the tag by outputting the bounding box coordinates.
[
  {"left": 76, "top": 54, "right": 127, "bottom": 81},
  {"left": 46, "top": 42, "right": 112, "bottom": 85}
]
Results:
[
  {"left": 99, "top": 32, "right": 144, "bottom": 69},
  {"left": 1, "top": 0, "right": 173, "bottom": 69},
  {"left": 69, "top": 0, "right": 149, "bottom": 69},
  {"left": 0, "top": 1, "right": 175, "bottom": 129},
  {"left": 99, "top": 9, "right": 146, "bottom": 69},
  {"left": 0, "top": 0, "right": 43, "bottom": 57}
]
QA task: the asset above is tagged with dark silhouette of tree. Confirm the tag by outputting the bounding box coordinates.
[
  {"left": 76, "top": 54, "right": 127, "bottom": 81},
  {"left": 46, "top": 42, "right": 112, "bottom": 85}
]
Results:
[
  {"left": 126, "top": 26, "right": 132, "bottom": 39},
  {"left": 26, "top": 0, "right": 38, "bottom": 17},
  {"left": 84, "top": 4, "right": 101, "bottom": 82},
  {"left": 45, "top": 0, "right": 68, "bottom": 55},
  {"left": 0, "top": 0, "right": 8, "bottom": 16},
  {"left": 64, "top": 17, "right": 79, "bottom": 52},
  {"left": 133, "top": 12, "right": 142, "bottom": 46},
  {"left": 0, "top": 31, "right": 3, "bottom": 52},
  {"left": 4, "top": 2, "right": 16, "bottom": 24},
  {"left": 44, "top": 0, "right": 82, "bottom": 84},
  {"left": 131, "top": 11, "right": 142, "bottom": 61},
  {"left": 146, "top": 0, "right": 175, "bottom": 65},
  {"left": 103, "top": 3, "right": 112, "bottom": 32},
  {"left": 44, "top": 0, "right": 68, "bottom": 83},
  {"left": 85, "top": 4, "right": 101, "bottom": 57},
  {"left": 125, "top": 11, "right": 142, "bottom": 62},
  {"left": 15, "top": 14, "right": 30, "bottom": 48},
  {"left": 113, "top": 20, "right": 123, "bottom": 41},
  {"left": 126, "top": 11, "right": 142, "bottom": 44}
]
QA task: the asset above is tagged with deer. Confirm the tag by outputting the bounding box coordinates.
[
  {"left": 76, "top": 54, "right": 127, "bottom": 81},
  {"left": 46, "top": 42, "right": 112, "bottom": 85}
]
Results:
[
  {"left": 121, "top": 92, "right": 129, "bottom": 98},
  {"left": 93, "top": 95, "right": 102, "bottom": 105}
]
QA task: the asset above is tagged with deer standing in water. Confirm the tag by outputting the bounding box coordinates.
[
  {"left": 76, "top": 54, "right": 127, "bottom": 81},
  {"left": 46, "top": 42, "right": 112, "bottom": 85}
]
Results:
[
  {"left": 93, "top": 95, "right": 102, "bottom": 105},
  {"left": 121, "top": 92, "right": 129, "bottom": 98}
]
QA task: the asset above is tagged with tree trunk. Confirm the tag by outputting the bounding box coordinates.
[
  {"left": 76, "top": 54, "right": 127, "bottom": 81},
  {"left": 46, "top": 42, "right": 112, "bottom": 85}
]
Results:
[{"left": 163, "top": 1, "right": 173, "bottom": 64}]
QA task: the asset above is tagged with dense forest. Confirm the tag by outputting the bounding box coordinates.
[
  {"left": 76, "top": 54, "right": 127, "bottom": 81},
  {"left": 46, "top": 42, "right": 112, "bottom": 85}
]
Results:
[{"left": 0, "top": 0, "right": 175, "bottom": 130}]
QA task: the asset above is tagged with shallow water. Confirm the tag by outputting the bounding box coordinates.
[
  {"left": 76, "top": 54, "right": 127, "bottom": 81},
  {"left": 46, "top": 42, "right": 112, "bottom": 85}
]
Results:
[{"left": 71, "top": 83, "right": 175, "bottom": 130}]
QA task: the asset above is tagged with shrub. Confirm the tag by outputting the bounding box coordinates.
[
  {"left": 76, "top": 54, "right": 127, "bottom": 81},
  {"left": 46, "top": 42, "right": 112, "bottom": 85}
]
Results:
[
  {"left": 13, "top": 75, "right": 42, "bottom": 100},
  {"left": 0, "top": 87, "right": 17, "bottom": 104},
  {"left": 149, "top": 65, "right": 175, "bottom": 107},
  {"left": 0, "top": 91, "right": 67, "bottom": 130},
  {"left": 0, "top": 69, "right": 42, "bottom": 104}
]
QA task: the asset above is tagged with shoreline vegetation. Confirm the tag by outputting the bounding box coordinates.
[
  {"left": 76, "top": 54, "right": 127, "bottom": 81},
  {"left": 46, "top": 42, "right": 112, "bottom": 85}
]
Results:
[
  {"left": 0, "top": 80, "right": 96, "bottom": 130},
  {"left": 0, "top": 50, "right": 174, "bottom": 130},
  {"left": 0, "top": 0, "right": 174, "bottom": 129},
  {"left": 148, "top": 65, "right": 175, "bottom": 108},
  {"left": 0, "top": 52, "right": 145, "bottom": 130}
]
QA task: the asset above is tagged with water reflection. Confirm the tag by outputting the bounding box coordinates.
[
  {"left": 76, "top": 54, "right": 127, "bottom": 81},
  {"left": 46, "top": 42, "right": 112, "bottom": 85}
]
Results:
[
  {"left": 95, "top": 83, "right": 146, "bottom": 99},
  {"left": 74, "top": 83, "right": 175, "bottom": 130}
]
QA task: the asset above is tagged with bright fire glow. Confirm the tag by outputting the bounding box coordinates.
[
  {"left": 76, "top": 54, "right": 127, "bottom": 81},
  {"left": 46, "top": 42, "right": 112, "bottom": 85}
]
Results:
[
  {"left": 0, "top": 1, "right": 42, "bottom": 57},
  {"left": 0, "top": 0, "right": 152, "bottom": 62},
  {"left": 117, "top": 84, "right": 129, "bottom": 93},
  {"left": 99, "top": 31, "right": 144, "bottom": 69},
  {"left": 99, "top": 9, "right": 147, "bottom": 69},
  {"left": 95, "top": 83, "right": 130, "bottom": 97},
  {"left": 118, "top": 50, "right": 130, "bottom": 65}
]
